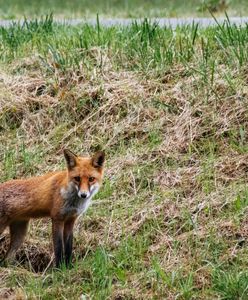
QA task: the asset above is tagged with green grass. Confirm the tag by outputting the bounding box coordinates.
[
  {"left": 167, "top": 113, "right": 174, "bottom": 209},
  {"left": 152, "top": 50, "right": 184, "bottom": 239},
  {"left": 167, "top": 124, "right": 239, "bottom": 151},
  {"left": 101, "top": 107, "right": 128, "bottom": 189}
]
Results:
[
  {"left": 0, "top": 15, "right": 248, "bottom": 299},
  {"left": 0, "top": 0, "right": 240, "bottom": 19},
  {"left": 2, "top": 16, "right": 248, "bottom": 78},
  {"left": 0, "top": 0, "right": 248, "bottom": 19},
  {"left": 212, "top": 268, "right": 248, "bottom": 299}
]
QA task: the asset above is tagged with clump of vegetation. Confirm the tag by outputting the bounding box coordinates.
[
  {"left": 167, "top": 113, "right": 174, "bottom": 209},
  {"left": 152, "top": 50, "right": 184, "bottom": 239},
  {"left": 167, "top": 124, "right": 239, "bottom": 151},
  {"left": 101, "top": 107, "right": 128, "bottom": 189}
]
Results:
[
  {"left": 197, "top": 0, "right": 228, "bottom": 13},
  {"left": 0, "top": 16, "right": 248, "bottom": 299}
]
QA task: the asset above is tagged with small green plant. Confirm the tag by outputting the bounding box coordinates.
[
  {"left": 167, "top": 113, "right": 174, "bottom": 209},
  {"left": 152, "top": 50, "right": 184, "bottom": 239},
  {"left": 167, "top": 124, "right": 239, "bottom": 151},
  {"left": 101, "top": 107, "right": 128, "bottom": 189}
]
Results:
[{"left": 212, "top": 268, "right": 248, "bottom": 299}]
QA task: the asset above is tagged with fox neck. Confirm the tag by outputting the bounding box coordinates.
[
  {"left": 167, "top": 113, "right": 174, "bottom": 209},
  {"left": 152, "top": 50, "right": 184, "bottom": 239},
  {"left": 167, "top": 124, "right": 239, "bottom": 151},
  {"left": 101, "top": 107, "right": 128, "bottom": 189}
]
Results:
[{"left": 61, "top": 182, "right": 79, "bottom": 203}]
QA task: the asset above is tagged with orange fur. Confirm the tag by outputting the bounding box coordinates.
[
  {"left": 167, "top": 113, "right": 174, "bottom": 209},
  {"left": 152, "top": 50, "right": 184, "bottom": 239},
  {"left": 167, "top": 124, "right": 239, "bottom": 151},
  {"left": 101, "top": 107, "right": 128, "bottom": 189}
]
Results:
[{"left": 0, "top": 150, "right": 105, "bottom": 267}]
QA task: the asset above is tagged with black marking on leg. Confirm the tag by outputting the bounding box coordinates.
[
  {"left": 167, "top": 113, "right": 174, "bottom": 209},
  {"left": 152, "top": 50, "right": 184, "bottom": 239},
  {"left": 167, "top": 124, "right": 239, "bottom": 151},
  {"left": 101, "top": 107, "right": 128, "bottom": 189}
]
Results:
[
  {"left": 52, "top": 220, "right": 64, "bottom": 268},
  {"left": 64, "top": 233, "right": 73, "bottom": 267},
  {"left": 54, "top": 234, "right": 64, "bottom": 268}
]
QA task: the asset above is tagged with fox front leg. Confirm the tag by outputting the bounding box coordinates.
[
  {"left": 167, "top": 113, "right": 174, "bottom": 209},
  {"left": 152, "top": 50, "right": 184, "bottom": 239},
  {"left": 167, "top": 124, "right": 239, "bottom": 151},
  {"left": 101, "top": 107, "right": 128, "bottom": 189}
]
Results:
[
  {"left": 52, "top": 219, "right": 64, "bottom": 268},
  {"left": 63, "top": 218, "right": 76, "bottom": 267}
]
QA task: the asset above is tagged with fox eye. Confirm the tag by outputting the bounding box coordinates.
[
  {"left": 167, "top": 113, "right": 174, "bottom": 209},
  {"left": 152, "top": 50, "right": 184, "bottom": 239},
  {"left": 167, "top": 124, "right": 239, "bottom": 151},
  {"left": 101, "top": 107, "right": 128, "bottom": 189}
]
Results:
[
  {"left": 74, "top": 176, "right": 80, "bottom": 182},
  {"left": 89, "top": 177, "right": 95, "bottom": 183}
]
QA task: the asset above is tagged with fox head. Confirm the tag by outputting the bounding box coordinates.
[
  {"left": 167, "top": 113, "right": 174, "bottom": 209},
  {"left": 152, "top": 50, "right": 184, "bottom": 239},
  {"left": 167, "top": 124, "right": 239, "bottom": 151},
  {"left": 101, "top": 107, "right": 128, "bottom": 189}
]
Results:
[{"left": 63, "top": 149, "right": 105, "bottom": 200}]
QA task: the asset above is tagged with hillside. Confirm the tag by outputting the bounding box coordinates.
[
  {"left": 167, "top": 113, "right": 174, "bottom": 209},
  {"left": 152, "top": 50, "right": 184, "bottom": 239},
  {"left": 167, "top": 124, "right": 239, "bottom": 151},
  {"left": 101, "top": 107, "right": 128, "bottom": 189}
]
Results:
[{"left": 0, "top": 16, "right": 248, "bottom": 299}]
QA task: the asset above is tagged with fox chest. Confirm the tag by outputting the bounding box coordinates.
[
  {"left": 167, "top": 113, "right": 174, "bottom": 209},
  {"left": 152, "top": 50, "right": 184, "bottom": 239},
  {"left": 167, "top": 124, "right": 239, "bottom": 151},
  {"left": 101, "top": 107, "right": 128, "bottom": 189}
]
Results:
[
  {"left": 60, "top": 186, "right": 91, "bottom": 217},
  {"left": 63, "top": 198, "right": 91, "bottom": 217}
]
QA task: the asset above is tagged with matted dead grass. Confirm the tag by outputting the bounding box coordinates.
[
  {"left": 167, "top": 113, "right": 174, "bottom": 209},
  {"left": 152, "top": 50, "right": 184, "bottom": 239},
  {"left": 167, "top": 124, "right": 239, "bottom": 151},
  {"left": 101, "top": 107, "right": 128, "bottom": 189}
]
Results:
[{"left": 0, "top": 59, "right": 247, "bottom": 155}]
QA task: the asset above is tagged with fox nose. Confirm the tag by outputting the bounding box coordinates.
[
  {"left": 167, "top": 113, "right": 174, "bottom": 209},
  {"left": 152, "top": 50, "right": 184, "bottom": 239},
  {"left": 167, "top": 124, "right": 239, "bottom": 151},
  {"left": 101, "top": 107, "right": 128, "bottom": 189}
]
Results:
[{"left": 79, "top": 192, "right": 87, "bottom": 199}]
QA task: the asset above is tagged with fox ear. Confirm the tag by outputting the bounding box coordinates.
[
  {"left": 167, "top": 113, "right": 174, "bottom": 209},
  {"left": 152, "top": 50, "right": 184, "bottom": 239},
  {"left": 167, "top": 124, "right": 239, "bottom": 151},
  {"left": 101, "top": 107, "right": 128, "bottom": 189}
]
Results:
[
  {"left": 92, "top": 151, "right": 105, "bottom": 168},
  {"left": 64, "top": 149, "right": 77, "bottom": 169}
]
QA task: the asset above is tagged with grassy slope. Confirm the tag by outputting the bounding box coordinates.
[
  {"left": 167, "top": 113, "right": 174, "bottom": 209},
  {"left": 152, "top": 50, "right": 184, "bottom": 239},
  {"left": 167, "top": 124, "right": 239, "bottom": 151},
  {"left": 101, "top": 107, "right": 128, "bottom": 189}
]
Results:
[
  {"left": 0, "top": 16, "right": 248, "bottom": 299},
  {"left": 0, "top": 0, "right": 247, "bottom": 19}
]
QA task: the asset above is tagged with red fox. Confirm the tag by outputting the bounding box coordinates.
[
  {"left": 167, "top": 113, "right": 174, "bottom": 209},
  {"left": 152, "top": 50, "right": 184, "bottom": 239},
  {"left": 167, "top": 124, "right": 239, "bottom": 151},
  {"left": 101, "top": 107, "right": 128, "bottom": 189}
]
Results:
[{"left": 0, "top": 149, "right": 105, "bottom": 267}]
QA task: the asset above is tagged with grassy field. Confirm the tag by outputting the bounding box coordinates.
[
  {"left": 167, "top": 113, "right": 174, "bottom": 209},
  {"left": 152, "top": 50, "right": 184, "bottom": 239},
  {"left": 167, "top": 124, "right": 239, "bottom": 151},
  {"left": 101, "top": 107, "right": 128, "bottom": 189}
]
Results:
[
  {"left": 0, "top": 15, "right": 248, "bottom": 299},
  {"left": 0, "top": 0, "right": 248, "bottom": 19}
]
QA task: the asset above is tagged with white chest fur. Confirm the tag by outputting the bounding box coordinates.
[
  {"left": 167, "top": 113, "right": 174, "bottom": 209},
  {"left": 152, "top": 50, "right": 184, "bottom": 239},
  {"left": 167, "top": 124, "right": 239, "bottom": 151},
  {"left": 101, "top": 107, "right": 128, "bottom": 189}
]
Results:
[
  {"left": 60, "top": 182, "right": 99, "bottom": 217},
  {"left": 77, "top": 197, "right": 92, "bottom": 214}
]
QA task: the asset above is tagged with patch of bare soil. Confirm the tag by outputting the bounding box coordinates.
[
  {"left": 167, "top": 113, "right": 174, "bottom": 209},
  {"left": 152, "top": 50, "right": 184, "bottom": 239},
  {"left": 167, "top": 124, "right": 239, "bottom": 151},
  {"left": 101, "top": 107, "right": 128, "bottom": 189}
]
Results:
[{"left": 0, "top": 235, "right": 51, "bottom": 273}]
